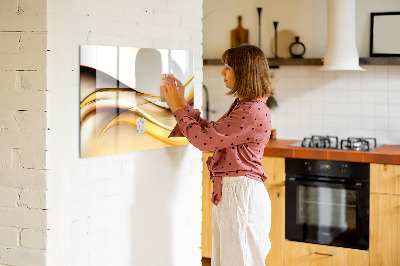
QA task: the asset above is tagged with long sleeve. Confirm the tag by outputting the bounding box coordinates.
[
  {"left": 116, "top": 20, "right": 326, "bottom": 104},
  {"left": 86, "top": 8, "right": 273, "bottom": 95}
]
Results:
[
  {"left": 168, "top": 104, "right": 211, "bottom": 137},
  {"left": 172, "top": 105, "right": 256, "bottom": 152}
]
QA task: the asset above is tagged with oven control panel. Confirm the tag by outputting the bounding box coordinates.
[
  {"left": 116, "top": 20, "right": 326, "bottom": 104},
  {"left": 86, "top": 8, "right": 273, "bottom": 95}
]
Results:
[{"left": 286, "top": 158, "right": 369, "bottom": 180}]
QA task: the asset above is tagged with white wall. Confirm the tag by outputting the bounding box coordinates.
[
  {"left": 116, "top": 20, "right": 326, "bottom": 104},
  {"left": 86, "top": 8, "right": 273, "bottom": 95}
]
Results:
[
  {"left": 0, "top": 0, "right": 48, "bottom": 265},
  {"left": 204, "top": 65, "right": 400, "bottom": 145},
  {"left": 203, "top": 0, "right": 400, "bottom": 58},
  {"left": 203, "top": 0, "right": 400, "bottom": 145},
  {"left": 46, "top": 0, "right": 203, "bottom": 266}
]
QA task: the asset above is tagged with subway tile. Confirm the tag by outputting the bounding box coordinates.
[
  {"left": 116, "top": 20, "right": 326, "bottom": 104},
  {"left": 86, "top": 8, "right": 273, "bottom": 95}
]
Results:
[
  {"left": 323, "top": 103, "right": 336, "bottom": 115},
  {"left": 298, "top": 77, "right": 310, "bottom": 89},
  {"left": 348, "top": 116, "right": 362, "bottom": 129},
  {"left": 285, "top": 66, "right": 298, "bottom": 77},
  {"left": 311, "top": 87, "right": 323, "bottom": 101},
  {"left": 388, "top": 104, "right": 400, "bottom": 117},
  {"left": 374, "top": 130, "right": 389, "bottom": 144},
  {"left": 274, "top": 66, "right": 287, "bottom": 77},
  {"left": 348, "top": 70, "right": 362, "bottom": 83},
  {"left": 361, "top": 104, "right": 375, "bottom": 116},
  {"left": 388, "top": 131, "right": 400, "bottom": 144},
  {"left": 348, "top": 90, "right": 362, "bottom": 103},
  {"left": 388, "top": 91, "right": 400, "bottom": 104},
  {"left": 286, "top": 77, "right": 299, "bottom": 89},
  {"left": 297, "top": 89, "right": 313, "bottom": 103},
  {"left": 298, "top": 67, "right": 311, "bottom": 78},
  {"left": 335, "top": 72, "right": 349, "bottom": 90},
  {"left": 361, "top": 75, "right": 374, "bottom": 91},
  {"left": 348, "top": 103, "right": 362, "bottom": 116},
  {"left": 388, "top": 65, "right": 400, "bottom": 76},
  {"left": 335, "top": 115, "right": 349, "bottom": 129},
  {"left": 388, "top": 117, "right": 400, "bottom": 131},
  {"left": 374, "top": 65, "right": 388, "bottom": 77},
  {"left": 323, "top": 115, "right": 336, "bottom": 129},
  {"left": 310, "top": 77, "right": 324, "bottom": 90},
  {"left": 311, "top": 102, "right": 323, "bottom": 114},
  {"left": 361, "top": 129, "right": 375, "bottom": 138},
  {"left": 336, "top": 128, "right": 349, "bottom": 140},
  {"left": 374, "top": 90, "right": 388, "bottom": 104},
  {"left": 311, "top": 127, "right": 324, "bottom": 136},
  {"left": 336, "top": 103, "right": 349, "bottom": 116},
  {"left": 297, "top": 101, "right": 312, "bottom": 114},
  {"left": 322, "top": 70, "right": 335, "bottom": 78},
  {"left": 374, "top": 117, "right": 389, "bottom": 131},
  {"left": 311, "top": 114, "right": 323, "bottom": 128},
  {"left": 348, "top": 75, "right": 362, "bottom": 90},
  {"left": 349, "top": 128, "right": 362, "bottom": 137},
  {"left": 362, "top": 116, "right": 375, "bottom": 130},
  {"left": 362, "top": 90, "right": 375, "bottom": 104},
  {"left": 323, "top": 87, "right": 336, "bottom": 103},
  {"left": 374, "top": 77, "right": 388, "bottom": 91},
  {"left": 310, "top": 67, "right": 324, "bottom": 77},
  {"left": 375, "top": 104, "right": 389, "bottom": 117},
  {"left": 388, "top": 75, "right": 400, "bottom": 91},
  {"left": 336, "top": 90, "right": 349, "bottom": 103}
]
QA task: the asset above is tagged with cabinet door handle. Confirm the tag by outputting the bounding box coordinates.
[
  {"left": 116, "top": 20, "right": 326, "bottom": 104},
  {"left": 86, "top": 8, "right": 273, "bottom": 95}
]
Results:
[{"left": 314, "top": 252, "right": 335, "bottom": 257}]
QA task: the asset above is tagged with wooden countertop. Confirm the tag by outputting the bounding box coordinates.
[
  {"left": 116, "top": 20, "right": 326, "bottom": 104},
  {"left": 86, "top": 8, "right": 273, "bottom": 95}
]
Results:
[{"left": 263, "top": 139, "right": 400, "bottom": 165}]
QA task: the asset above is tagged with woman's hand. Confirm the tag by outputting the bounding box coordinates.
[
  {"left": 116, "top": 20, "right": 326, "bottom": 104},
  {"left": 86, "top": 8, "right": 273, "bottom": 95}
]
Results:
[
  {"left": 161, "top": 79, "right": 184, "bottom": 113},
  {"left": 173, "top": 77, "right": 187, "bottom": 108}
]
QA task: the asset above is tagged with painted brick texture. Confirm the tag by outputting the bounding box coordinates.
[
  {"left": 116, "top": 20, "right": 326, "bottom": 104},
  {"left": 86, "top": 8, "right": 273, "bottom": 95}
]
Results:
[{"left": 0, "top": 0, "right": 47, "bottom": 265}]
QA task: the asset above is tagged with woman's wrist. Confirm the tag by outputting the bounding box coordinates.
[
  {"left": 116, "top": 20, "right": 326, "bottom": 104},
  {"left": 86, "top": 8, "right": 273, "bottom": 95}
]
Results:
[{"left": 179, "top": 100, "right": 188, "bottom": 109}]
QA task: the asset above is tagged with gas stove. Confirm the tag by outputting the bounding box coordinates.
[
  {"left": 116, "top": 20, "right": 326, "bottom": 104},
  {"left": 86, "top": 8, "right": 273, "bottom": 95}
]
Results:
[{"left": 289, "top": 135, "right": 381, "bottom": 151}]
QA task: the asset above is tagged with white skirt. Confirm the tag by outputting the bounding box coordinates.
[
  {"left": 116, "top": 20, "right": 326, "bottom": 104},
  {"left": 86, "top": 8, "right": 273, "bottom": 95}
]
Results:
[{"left": 212, "top": 176, "right": 271, "bottom": 266}]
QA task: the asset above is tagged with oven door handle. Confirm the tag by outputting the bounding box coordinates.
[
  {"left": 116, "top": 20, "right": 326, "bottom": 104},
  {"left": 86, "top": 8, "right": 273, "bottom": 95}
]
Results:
[{"left": 286, "top": 177, "right": 364, "bottom": 189}]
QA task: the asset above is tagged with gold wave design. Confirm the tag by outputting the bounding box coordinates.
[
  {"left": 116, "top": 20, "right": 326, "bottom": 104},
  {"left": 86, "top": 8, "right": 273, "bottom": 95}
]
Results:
[
  {"left": 97, "top": 110, "right": 189, "bottom": 146},
  {"left": 80, "top": 70, "right": 193, "bottom": 157}
]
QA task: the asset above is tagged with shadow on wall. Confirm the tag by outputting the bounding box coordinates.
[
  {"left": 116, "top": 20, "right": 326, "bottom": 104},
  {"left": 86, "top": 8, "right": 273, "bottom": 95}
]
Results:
[{"left": 129, "top": 145, "right": 191, "bottom": 265}]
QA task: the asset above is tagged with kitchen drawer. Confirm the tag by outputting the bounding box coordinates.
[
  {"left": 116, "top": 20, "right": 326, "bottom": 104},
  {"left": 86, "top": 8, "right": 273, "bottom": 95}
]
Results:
[
  {"left": 284, "top": 241, "right": 369, "bottom": 266},
  {"left": 370, "top": 163, "right": 400, "bottom": 195}
]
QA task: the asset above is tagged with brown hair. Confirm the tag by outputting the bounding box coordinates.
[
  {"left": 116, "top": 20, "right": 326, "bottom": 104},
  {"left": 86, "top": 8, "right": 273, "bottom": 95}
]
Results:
[{"left": 221, "top": 44, "right": 273, "bottom": 99}]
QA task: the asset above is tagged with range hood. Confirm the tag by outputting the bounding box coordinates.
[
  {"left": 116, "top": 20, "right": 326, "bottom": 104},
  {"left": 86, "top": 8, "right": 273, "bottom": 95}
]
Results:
[{"left": 320, "top": 0, "right": 365, "bottom": 71}]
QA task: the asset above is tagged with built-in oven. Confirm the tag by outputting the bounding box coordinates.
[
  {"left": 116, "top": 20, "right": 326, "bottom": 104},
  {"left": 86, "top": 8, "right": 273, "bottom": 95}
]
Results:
[{"left": 285, "top": 158, "right": 369, "bottom": 250}]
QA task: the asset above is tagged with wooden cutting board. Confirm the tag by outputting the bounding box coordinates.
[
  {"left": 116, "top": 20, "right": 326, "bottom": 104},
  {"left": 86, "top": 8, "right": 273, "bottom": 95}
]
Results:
[{"left": 231, "top": 16, "right": 249, "bottom": 48}]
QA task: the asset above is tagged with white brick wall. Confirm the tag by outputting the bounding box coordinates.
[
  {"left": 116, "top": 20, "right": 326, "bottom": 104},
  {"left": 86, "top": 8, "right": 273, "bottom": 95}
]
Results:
[
  {"left": 0, "top": 0, "right": 48, "bottom": 265},
  {"left": 46, "top": 1, "right": 203, "bottom": 266}
]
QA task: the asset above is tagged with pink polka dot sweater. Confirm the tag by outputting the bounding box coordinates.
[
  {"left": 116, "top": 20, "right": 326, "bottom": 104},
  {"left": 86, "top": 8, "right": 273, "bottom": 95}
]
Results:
[{"left": 169, "top": 97, "right": 272, "bottom": 206}]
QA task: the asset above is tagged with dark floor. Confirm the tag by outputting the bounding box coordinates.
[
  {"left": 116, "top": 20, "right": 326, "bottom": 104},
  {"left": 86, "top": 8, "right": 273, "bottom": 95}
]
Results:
[{"left": 202, "top": 257, "right": 211, "bottom": 266}]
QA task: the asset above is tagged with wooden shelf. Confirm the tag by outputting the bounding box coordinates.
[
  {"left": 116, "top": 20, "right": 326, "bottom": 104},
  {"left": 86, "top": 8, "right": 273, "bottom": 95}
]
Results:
[
  {"left": 268, "top": 58, "right": 322, "bottom": 67},
  {"left": 359, "top": 57, "right": 400, "bottom": 65},
  {"left": 203, "top": 57, "right": 400, "bottom": 67},
  {"left": 203, "top": 58, "right": 323, "bottom": 67}
]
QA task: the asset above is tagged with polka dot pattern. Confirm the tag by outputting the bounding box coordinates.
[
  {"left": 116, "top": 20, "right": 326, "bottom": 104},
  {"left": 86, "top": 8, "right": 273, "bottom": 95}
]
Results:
[{"left": 169, "top": 97, "right": 272, "bottom": 206}]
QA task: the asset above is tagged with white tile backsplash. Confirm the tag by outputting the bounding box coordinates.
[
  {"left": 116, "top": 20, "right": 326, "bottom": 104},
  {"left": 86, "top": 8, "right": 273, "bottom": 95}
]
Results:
[{"left": 203, "top": 65, "right": 400, "bottom": 144}]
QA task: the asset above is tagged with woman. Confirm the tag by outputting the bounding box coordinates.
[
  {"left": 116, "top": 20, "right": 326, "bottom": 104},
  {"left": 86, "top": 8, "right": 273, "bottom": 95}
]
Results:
[{"left": 162, "top": 44, "right": 273, "bottom": 266}]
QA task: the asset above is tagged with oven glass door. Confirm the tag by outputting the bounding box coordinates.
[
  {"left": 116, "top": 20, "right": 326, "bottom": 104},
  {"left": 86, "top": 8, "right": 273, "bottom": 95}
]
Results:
[{"left": 286, "top": 179, "right": 369, "bottom": 250}]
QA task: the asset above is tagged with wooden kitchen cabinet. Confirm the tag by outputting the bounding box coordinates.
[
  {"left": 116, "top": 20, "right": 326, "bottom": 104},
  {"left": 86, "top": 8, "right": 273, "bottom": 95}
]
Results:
[
  {"left": 264, "top": 184, "right": 285, "bottom": 266},
  {"left": 202, "top": 152, "right": 214, "bottom": 258},
  {"left": 201, "top": 154, "right": 286, "bottom": 265},
  {"left": 262, "top": 156, "right": 285, "bottom": 266},
  {"left": 370, "top": 163, "right": 400, "bottom": 195},
  {"left": 370, "top": 193, "right": 400, "bottom": 266},
  {"left": 370, "top": 163, "right": 400, "bottom": 266},
  {"left": 284, "top": 241, "right": 369, "bottom": 266},
  {"left": 261, "top": 156, "right": 285, "bottom": 186}
]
